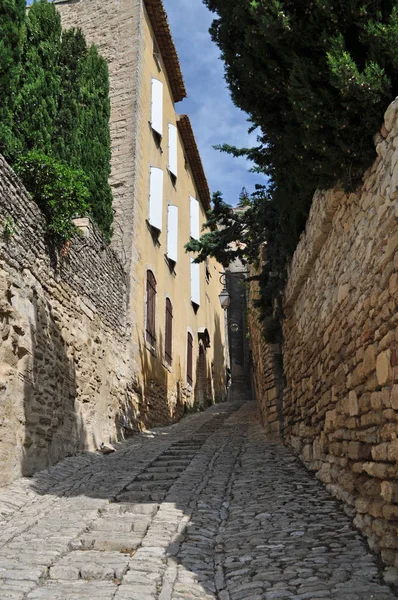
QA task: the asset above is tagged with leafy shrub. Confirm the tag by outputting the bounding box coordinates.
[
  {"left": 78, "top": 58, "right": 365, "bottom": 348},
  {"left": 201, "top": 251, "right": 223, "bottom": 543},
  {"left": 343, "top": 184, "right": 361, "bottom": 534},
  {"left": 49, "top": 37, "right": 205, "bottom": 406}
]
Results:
[{"left": 14, "top": 150, "right": 90, "bottom": 245}]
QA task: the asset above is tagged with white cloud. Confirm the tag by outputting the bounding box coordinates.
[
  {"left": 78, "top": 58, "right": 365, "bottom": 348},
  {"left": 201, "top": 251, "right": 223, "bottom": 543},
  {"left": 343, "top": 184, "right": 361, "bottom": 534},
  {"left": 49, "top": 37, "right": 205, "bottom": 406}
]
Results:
[{"left": 163, "top": 0, "right": 266, "bottom": 206}]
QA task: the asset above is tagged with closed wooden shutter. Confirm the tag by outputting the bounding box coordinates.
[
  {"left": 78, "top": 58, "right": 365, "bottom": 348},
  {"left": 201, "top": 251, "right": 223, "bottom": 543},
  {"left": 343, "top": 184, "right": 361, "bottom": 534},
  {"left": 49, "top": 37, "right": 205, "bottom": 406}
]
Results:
[
  {"left": 166, "top": 204, "right": 178, "bottom": 262},
  {"left": 187, "top": 332, "right": 193, "bottom": 386},
  {"left": 168, "top": 123, "right": 178, "bottom": 177},
  {"left": 146, "top": 270, "right": 156, "bottom": 346},
  {"left": 149, "top": 167, "right": 163, "bottom": 231},
  {"left": 151, "top": 78, "right": 163, "bottom": 136},
  {"left": 190, "top": 259, "right": 200, "bottom": 306},
  {"left": 190, "top": 196, "right": 200, "bottom": 240},
  {"left": 165, "top": 298, "right": 173, "bottom": 365}
]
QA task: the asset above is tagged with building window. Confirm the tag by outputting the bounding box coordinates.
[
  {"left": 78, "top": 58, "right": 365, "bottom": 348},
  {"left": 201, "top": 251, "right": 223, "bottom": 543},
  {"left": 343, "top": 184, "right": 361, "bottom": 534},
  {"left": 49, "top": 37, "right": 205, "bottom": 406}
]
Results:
[
  {"left": 146, "top": 270, "right": 157, "bottom": 347},
  {"left": 165, "top": 298, "right": 173, "bottom": 365},
  {"left": 187, "top": 332, "right": 193, "bottom": 386}
]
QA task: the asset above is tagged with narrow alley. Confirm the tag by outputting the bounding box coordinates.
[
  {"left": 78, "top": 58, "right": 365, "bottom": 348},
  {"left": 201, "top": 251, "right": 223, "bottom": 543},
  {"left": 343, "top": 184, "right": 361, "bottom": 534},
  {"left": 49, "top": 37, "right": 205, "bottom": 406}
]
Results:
[{"left": 0, "top": 394, "right": 395, "bottom": 600}]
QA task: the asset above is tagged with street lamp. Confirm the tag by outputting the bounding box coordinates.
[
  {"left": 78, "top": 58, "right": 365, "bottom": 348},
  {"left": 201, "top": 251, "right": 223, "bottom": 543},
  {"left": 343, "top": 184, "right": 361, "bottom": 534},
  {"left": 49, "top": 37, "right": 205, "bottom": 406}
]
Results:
[
  {"left": 218, "top": 287, "right": 231, "bottom": 310},
  {"left": 218, "top": 272, "right": 231, "bottom": 309},
  {"left": 218, "top": 269, "right": 250, "bottom": 310}
]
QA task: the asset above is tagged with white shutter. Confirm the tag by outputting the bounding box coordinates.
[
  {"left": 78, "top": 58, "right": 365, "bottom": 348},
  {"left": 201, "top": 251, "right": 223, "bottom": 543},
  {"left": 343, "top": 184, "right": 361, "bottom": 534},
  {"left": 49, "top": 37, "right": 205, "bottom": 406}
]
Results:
[
  {"left": 167, "top": 205, "right": 178, "bottom": 262},
  {"left": 190, "top": 196, "right": 200, "bottom": 240},
  {"left": 151, "top": 78, "right": 163, "bottom": 136},
  {"left": 190, "top": 259, "right": 200, "bottom": 306},
  {"left": 149, "top": 167, "right": 163, "bottom": 231},
  {"left": 168, "top": 123, "right": 178, "bottom": 177}
]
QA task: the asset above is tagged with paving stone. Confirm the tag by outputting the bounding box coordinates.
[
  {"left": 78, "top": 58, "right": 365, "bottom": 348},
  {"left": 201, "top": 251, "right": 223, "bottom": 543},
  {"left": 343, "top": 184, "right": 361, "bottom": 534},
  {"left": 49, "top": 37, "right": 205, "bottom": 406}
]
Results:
[{"left": 0, "top": 399, "right": 395, "bottom": 600}]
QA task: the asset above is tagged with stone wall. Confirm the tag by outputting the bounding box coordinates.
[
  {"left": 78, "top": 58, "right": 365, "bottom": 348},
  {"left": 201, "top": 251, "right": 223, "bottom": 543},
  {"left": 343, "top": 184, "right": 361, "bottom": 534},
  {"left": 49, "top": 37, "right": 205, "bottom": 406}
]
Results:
[
  {"left": 249, "top": 306, "right": 284, "bottom": 438},
  {"left": 252, "top": 98, "right": 398, "bottom": 570},
  {"left": 0, "top": 155, "right": 143, "bottom": 487}
]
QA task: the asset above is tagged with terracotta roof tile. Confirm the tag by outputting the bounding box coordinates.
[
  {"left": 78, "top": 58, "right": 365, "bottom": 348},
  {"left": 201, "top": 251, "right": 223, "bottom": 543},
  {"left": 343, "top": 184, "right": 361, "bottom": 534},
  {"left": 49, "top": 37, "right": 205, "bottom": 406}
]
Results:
[{"left": 144, "top": 0, "right": 187, "bottom": 103}]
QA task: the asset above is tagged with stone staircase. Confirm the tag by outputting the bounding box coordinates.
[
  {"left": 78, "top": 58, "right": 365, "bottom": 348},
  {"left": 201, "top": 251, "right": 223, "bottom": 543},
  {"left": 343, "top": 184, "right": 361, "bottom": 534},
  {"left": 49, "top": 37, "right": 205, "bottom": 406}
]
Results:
[{"left": 227, "top": 379, "right": 253, "bottom": 403}]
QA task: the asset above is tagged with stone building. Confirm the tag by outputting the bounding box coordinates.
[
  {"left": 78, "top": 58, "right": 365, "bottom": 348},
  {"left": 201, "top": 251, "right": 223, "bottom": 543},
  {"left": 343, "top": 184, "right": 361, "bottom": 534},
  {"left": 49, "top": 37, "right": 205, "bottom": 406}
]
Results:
[{"left": 54, "top": 0, "right": 227, "bottom": 421}]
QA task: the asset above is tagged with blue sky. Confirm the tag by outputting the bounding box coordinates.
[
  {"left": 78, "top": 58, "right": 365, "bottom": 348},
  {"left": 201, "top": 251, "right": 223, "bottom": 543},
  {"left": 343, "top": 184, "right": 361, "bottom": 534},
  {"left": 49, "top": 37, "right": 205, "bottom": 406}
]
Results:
[{"left": 163, "top": 0, "right": 264, "bottom": 207}]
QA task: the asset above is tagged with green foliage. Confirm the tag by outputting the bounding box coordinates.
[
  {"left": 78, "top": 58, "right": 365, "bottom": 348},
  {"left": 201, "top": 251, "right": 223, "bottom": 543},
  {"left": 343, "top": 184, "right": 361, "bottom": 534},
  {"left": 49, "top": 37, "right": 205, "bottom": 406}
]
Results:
[
  {"left": 186, "top": 187, "right": 287, "bottom": 342},
  {"left": 52, "top": 28, "right": 87, "bottom": 166},
  {"left": 53, "top": 32, "right": 113, "bottom": 239},
  {"left": 196, "top": 0, "right": 398, "bottom": 339},
  {"left": 0, "top": 0, "right": 113, "bottom": 242},
  {"left": 2, "top": 216, "right": 18, "bottom": 240},
  {"left": 14, "top": 151, "right": 90, "bottom": 245},
  {"left": 14, "top": 0, "right": 62, "bottom": 154},
  {"left": 0, "top": 0, "right": 26, "bottom": 157},
  {"left": 78, "top": 45, "right": 113, "bottom": 240}
]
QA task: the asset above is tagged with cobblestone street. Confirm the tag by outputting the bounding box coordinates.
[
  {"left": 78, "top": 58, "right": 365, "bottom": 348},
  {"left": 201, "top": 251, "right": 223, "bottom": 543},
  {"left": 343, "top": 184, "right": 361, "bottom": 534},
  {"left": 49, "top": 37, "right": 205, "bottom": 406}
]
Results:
[{"left": 0, "top": 398, "right": 396, "bottom": 600}]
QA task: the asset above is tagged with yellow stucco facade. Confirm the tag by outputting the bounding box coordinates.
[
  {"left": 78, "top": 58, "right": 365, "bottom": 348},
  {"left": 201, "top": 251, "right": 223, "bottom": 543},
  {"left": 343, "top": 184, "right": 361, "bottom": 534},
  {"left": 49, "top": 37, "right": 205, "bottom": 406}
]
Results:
[{"left": 55, "top": 0, "right": 227, "bottom": 425}]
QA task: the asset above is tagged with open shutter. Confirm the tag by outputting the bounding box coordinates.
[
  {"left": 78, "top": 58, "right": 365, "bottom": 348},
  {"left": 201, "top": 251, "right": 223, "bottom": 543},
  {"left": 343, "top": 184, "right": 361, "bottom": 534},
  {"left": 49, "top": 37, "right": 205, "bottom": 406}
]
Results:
[
  {"left": 146, "top": 270, "right": 157, "bottom": 346},
  {"left": 151, "top": 78, "right": 163, "bottom": 136},
  {"left": 165, "top": 299, "right": 173, "bottom": 365},
  {"left": 187, "top": 332, "right": 193, "bottom": 386},
  {"left": 168, "top": 123, "right": 178, "bottom": 177},
  {"left": 190, "top": 259, "right": 200, "bottom": 306},
  {"left": 190, "top": 196, "right": 200, "bottom": 240},
  {"left": 167, "top": 204, "right": 178, "bottom": 262},
  {"left": 149, "top": 167, "right": 163, "bottom": 231}
]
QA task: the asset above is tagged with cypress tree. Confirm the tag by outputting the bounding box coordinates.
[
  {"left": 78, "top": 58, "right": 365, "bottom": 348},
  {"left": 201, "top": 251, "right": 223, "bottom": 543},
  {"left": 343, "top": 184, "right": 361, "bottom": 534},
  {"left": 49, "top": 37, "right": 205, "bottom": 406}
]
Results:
[
  {"left": 14, "top": 0, "right": 62, "bottom": 154},
  {"left": 0, "top": 0, "right": 26, "bottom": 158},
  {"left": 78, "top": 45, "right": 113, "bottom": 239},
  {"left": 52, "top": 28, "right": 87, "bottom": 165}
]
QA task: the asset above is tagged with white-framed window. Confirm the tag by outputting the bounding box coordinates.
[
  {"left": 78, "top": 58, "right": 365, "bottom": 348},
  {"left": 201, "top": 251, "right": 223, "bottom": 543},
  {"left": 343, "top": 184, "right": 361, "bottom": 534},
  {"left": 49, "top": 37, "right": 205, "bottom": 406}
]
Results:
[
  {"left": 166, "top": 204, "right": 178, "bottom": 263},
  {"left": 190, "top": 196, "right": 200, "bottom": 240},
  {"left": 190, "top": 258, "right": 200, "bottom": 306},
  {"left": 151, "top": 78, "right": 163, "bottom": 136},
  {"left": 168, "top": 123, "right": 178, "bottom": 178},
  {"left": 148, "top": 167, "right": 164, "bottom": 231}
]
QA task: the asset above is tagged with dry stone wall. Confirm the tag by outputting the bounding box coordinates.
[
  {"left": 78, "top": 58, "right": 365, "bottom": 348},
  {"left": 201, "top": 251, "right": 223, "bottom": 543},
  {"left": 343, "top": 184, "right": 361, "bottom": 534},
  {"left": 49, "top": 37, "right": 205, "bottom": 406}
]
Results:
[
  {"left": 279, "top": 98, "right": 398, "bottom": 569},
  {"left": 248, "top": 279, "right": 284, "bottom": 438},
  {"left": 0, "top": 155, "right": 143, "bottom": 487}
]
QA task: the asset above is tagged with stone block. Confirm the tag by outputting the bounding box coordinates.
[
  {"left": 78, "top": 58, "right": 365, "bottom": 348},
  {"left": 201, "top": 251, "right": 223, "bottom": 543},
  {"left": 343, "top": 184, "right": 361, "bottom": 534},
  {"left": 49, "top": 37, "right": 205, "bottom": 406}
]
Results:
[
  {"left": 338, "top": 283, "right": 350, "bottom": 303},
  {"left": 347, "top": 391, "right": 359, "bottom": 416},
  {"left": 376, "top": 351, "right": 392, "bottom": 386},
  {"left": 381, "top": 481, "right": 398, "bottom": 504},
  {"left": 390, "top": 385, "right": 398, "bottom": 410},
  {"left": 384, "top": 98, "right": 398, "bottom": 132},
  {"left": 347, "top": 441, "right": 371, "bottom": 460},
  {"left": 383, "top": 504, "right": 398, "bottom": 521}
]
